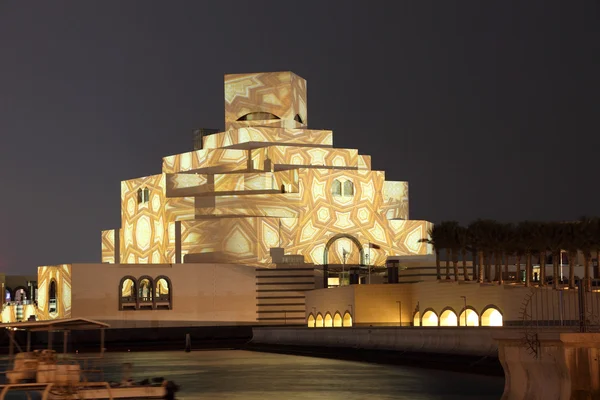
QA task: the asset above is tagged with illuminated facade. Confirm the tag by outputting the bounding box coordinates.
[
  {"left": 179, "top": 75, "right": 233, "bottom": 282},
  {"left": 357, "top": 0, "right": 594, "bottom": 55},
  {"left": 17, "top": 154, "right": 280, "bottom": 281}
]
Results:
[{"left": 100, "top": 71, "right": 433, "bottom": 268}]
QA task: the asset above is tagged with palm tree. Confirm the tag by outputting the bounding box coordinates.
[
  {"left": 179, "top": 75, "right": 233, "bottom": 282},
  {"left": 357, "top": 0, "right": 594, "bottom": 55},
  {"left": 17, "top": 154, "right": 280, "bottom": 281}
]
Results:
[
  {"left": 456, "top": 226, "right": 470, "bottom": 281},
  {"left": 500, "top": 223, "right": 515, "bottom": 284},
  {"left": 545, "top": 222, "right": 567, "bottom": 289},
  {"left": 535, "top": 223, "right": 549, "bottom": 286},
  {"left": 444, "top": 221, "right": 461, "bottom": 281},
  {"left": 468, "top": 220, "right": 495, "bottom": 283},
  {"left": 517, "top": 221, "right": 539, "bottom": 287},
  {"left": 578, "top": 216, "right": 596, "bottom": 290},
  {"left": 419, "top": 223, "right": 446, "bottom": 280}
]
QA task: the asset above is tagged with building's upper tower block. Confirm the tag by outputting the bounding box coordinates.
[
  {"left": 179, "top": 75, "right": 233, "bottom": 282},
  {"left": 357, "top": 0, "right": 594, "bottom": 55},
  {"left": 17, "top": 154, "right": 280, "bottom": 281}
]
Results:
[{"left": 224, "top": 71, "right": 307, "bottom": 131}]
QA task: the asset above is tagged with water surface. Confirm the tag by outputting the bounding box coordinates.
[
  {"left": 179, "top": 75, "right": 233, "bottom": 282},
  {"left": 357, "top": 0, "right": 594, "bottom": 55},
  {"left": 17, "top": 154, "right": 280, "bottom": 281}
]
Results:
[{"left": 97, "top": 350, "right": 503, "bottom": 400}]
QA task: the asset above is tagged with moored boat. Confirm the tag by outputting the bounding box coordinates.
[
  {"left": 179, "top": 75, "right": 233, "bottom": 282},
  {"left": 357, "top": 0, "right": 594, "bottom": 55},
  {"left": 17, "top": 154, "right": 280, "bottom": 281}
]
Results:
[{"left": 0, "top": 318, "right": 179, "bottom": 399}]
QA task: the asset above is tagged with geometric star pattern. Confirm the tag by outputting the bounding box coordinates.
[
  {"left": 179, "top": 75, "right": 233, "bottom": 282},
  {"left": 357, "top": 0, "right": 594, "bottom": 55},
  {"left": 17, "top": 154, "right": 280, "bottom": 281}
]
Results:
[{"left": 101, "top": 71, "right": 433, "bottom": 268}]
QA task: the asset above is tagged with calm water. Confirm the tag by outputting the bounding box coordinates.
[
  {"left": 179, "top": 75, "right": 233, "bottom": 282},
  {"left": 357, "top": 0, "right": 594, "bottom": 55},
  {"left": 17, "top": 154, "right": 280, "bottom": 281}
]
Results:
[{"left": 94, "top": 350, "right": 504, "bottom": 400}]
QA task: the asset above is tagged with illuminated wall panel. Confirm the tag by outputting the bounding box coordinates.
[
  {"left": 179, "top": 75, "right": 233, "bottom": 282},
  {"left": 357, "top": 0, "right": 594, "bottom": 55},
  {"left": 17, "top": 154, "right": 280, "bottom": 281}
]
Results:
[
  {"left": 382, "top": 181, "right": 409, "bottom": 220},
  {"left": 162, "top": 149, "right": 249, "bottom": 174},
  {"left": 101, "top": 71, "right": 433, "bottom": 268},
  {"left": 101, "top": 229, "right": 116, "bottom": 263},
  {"left": 202, "top": 127, "right": 332, "bottom": 150},
  {"left": 37, "top": 265, "right": 72, "bottom": 320},
  {"left": 224, "top": 71, "right": 307, "bottom": 130}
]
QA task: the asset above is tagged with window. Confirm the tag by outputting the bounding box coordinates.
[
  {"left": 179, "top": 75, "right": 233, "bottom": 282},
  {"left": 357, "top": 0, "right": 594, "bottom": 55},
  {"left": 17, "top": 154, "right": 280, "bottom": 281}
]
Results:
[
  {"left": 48, "top": 280, "right": 57, "bottom": 316},
  {"left": 237, "top": 112, "right": 280, "bottom": 121},
  {"left": 137, "top": 187, "right": 150, "bottom": 204},
  {"left": 138, "top": 277, "right": 153, "bottom": 310},
  {"left": 155, "top": 276, "right": 172, "bottom": 310},
  {"left": 119, "top": 276, "right": 137, "bottom": 311},
  {"left": 333, "top": 312, "right": 342, "bottom": 327},
  {"left": 332, "top": 179, "right": 354, "bottom": 197},
  {"left": 332, "top": 180, "right": 342, "bottom": 196},
  {"left": 307, "top": 314, "right": 315, "bottom": 328},
  {"left": 120, "top": 275, "right": 172, "bottom": 311},
  {"left": 343, "top": 181, "right": 354, "bottom": 196},
  {"left": 343, "top": 312, "right": 353, "bottom": 327}
]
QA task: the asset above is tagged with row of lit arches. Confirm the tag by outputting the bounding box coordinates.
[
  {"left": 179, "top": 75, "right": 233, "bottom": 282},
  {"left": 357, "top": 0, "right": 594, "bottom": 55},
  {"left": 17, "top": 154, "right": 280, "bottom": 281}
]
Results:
[
  {"left": 119, "top": 275, "right": 172, "bottom": 311},
  {"left": 307, "top": 311, "right": 353, "bottom": 328},
  {"left": 415, "top": 305, "right": 503, "bottom": 327}
]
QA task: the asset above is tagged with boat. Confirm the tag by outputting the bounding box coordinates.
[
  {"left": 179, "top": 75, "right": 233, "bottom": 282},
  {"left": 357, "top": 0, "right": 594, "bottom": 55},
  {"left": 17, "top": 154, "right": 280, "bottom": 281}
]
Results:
[{"left": 0, "top": 318, "right": 179, "bottom": 399}]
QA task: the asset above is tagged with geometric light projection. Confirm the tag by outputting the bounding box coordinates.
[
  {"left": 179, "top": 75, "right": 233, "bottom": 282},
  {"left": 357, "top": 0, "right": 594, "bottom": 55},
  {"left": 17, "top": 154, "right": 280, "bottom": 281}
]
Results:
[{"left": 101, "top": 71, "right": 433, "bottom": 267}]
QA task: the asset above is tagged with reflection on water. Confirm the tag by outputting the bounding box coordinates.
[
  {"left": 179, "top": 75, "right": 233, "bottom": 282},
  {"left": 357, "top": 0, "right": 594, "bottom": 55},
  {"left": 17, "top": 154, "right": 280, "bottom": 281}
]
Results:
[{"left": 97, "top": 350, "right": 503, "bottom": 400}]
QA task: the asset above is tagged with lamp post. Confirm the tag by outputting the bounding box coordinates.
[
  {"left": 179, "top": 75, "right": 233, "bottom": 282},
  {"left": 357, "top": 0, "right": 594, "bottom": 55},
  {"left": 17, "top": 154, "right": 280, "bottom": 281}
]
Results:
[
  {"left": 396, "top": 301, "right": 402, "bottom": 326},
  {"left": 460, "top": 296, "right": 467, "bottom": 326},
  {"left": 342, "top": 249, "right": 348, "bottom": 287}
]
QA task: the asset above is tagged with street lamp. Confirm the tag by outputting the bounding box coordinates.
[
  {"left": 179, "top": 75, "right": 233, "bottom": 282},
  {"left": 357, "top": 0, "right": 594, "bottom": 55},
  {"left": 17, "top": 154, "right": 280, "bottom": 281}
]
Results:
[
  {"left": 460, "top": 296, "right": 467, "bottom": 326},
  {"left": 342, "top": 248, "right": 348, "bottom": 286},
  {"left": 396, "top": 301, "right": 402, "bottom": 326}
]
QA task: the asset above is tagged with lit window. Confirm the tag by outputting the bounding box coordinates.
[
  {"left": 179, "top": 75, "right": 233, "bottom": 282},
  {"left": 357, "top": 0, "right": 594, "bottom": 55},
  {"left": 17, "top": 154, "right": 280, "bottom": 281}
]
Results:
[
  {"left": 343, "top": 312, "right": 353, "bottom": 327},
  {"left": 422, "top": 310, "right": 439, "bottom": 326},
  {"left": 459, "top": 309, "right": 480, "bottom": 326},
  {"left": 332, "top": 180, "right": 342, "bottom": 196},
  {"left": 343, "top": 181, "right": 354, "bottom": 196},
  {"left": 137, "top": 188, "right": 150, "bottom": 204},
  {"left": 481, "top": 307, "right": 503, "bottom": 326},
  {"left": 440, "top": 309, "right": 458, "bottom": 326}
]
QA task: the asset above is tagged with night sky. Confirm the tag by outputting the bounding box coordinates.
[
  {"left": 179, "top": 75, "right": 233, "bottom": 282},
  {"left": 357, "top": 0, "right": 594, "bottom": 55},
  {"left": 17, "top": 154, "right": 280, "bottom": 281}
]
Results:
[{"left": 1, "top": 1, "right": 598, "bottom": 273}]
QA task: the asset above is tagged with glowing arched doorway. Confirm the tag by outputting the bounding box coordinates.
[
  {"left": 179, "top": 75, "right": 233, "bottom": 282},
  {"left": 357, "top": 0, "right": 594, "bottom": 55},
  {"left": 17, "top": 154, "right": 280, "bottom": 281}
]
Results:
[
  {"left": 322, "top": 233, "right": 366, "bottom": 288},
  {"left": 343, "top": 312, "right": 353, "bottom": 327},
  {"left": 324, "top": 313, "right": 333, "bottom": 327},
  {"left": 440, "top": 309, "right": 458, "bottom": 326},
  {"left": 459, "top": 308, "right": 480, "bottom": 326},
  {"left": 316, "top": 313, "right": 324, "bottom": 327},
  {"left": 333, "top": 312, "right": 342, "bottom": 327},
  {"left": 307, "top": 314, "right": 315, "bottom": 328},
  {"left": 413, "top": 312, "right": 421, "bottom": 326},
  {"left": 421, "top": 310, "right": 439, "bottom": 326},
  {"left": 481, "top": 307, "right": 503, "bottom": 326}
]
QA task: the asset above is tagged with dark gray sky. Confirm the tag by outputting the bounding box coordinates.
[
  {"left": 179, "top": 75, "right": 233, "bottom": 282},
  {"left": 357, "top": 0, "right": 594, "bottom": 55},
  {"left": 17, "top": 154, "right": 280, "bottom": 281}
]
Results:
[{"left": 0, "top": 1, "right": 598, "bottom": 273}]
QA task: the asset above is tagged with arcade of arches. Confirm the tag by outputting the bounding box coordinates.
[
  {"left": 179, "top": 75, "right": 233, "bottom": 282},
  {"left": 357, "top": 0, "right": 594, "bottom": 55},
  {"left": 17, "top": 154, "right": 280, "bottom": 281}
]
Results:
[
  {"left": 119, "top": 275, "right": 172, "bottom": 311},
  {"left": 307, "top": 311, "right": 353, "bottom": 328},
  {"left": 414, "top": 306, "right": 503, "bottom": 327}
]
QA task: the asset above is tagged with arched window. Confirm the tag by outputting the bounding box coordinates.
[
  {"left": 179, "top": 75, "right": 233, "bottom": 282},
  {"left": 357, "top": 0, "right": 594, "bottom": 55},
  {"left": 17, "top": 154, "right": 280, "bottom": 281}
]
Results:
[
  {"left": 343, "top": 181, "right": 354, "bottom": 196},
  {"left": 459, "top": 308, "right": 480, "bottom": 326},
  {"left": 324, "top": 313, "right": 333, "bottom": 327},
  {"left": 343, "top": 312, "right": 353, "bottom": 327},
  {"left": 155, "top": 276, "right": 172, "bottom": 310},
  {"left": 332, "top": 179, "right": 342, "bottom": 196},
  {"left": 138, "top": 276, "right": 153, "bottom": 310},
  {"left": 413, "top": 311, "right": 421, "bottom": 327},
  {"left": 333, "top": 312, "right": 342, "bottom": 327},
  {"left": 48, "top": 280, "right": 58, "bottom": 316},
  {"left": 316, "top": 313, "right": 324, "bottom": 328},
  {"left": 440, "top": 308, "right": 458, "bottom": 326},
  {"left": 5, "top": 287, "right": 12, "bottom": 303},
  {"left": 119, "top": 276, "right": 137, "bottom": 311},
  {"left": 307, "top": 314, "right": 315, "bottom": 328},
  {"left": 14, "top": 287, "right": 27, "bottom": 304},
  {"left": 137, "top": 187, "right": 150, "bottom": 204},
  {"left": 237, "top": 112, "right": 280, "bottom": 121},
  {"left": 421, "top": 309, "right": 439, "bottom": 326},
  {"left": 481, "top": 306, "right": 503, "bottom": 326}
]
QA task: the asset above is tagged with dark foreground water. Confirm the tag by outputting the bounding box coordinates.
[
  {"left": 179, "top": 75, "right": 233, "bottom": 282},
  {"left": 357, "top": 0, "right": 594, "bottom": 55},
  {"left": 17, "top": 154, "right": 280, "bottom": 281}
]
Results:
[{"left": 95, "top": 350, "right": 504, "bottom": 400}]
